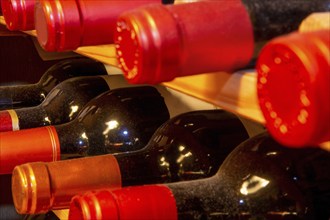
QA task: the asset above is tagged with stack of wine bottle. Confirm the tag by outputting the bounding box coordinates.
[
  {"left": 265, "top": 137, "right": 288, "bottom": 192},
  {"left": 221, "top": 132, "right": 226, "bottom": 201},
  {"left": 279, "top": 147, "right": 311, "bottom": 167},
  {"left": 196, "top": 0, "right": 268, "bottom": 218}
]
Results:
[
  {"left": 0, "top": 57, "right": 329, "bottom": 220},
  {"left": 0, "top": 0, "right": 329, "bottom": 220}
]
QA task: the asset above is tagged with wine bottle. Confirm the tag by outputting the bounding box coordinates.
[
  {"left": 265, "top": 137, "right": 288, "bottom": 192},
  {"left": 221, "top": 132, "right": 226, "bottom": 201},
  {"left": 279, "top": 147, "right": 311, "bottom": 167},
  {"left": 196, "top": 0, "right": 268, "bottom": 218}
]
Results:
[
  {"left": 257, "top": 30, "right": 330, "bottom": 147},
  {"left": 0, "top": 58, "right": 109, "bottom": 110},
  {"left": 0, "top": 75, "right": 113, "bottom": 132},
  {"left": 0, "top": 0, "right": 35, "bottom": 31},
  {"left": 11, "top": 109, "right": 249, "bottom": 214},
  {"left": 34, "top": 0, "right": 175, "bottom": 52},
  {"left": 114, "top": 0, "right": 329, "bottom": 84},
  {"left": 69, "top": 132, "right": 330, "bottom": 220},
  {"left": 0, "top": 85, "right": 170, "bottom": 174}
]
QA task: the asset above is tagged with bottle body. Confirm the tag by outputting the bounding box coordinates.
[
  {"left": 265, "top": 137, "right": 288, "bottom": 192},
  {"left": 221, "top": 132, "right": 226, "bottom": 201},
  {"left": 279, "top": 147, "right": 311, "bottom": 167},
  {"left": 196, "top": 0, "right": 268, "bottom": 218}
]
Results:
[
  {"left": 0, "top": 58, "right": 108, "bottom": 110},
  {"left": 115, "top": 110, "right": 249, "bottom": 185},
  {"left": 11, "top": 109, "right": 249, "bottom": 213},
  {"left": 69, "top": 132, "right": 330, "bottom": 220},
  {"left": 35, "top": 0, "right": 165, "bottom": 51},
  {"left": 115, "top": 0, "right": 329, "bottom": 84},
  {"left": 0, "top": 76, "right": 110, "bottom": 132},
  {"left": 257, "top": 30, "right": 330, "bottom": 147}
]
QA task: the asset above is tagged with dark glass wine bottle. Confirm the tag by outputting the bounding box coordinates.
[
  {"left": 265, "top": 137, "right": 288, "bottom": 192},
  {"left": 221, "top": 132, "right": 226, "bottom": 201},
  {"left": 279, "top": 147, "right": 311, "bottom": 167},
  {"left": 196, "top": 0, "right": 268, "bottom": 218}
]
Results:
[
  {"left": 34, "top": 0, "right": 175, "bottom": 52},
  {"left": 115, "top": 0, "right": 329, "bottom": 84},
  {"left": 1, "top": 86, "right": 170, "bottom": 174},
  {"left": 0, "top": 58, "right": 108, "bottom": 110},
  {"left": 0, "top": 75, "right": 111, "bottom": 132},
  {"left": 11, "top": 109, "right": 249, "bottom": 214},
  {"left": 69, "top": 132, "right": 330, "bottom": 220},
  {"left": 257, "top": 29, "right": 330, "bottom": 148}
]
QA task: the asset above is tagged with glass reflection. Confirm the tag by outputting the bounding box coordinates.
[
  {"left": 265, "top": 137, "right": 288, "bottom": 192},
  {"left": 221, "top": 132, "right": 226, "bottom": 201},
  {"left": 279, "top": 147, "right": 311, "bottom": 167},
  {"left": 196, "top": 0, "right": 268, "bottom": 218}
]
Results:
[
  {"left": 69, "top": 105, "right": 79, "bottom": 119},
  {"left": 103, "top": 120, "right": 119, "bottom": 135},
  {"left": 44, "top": 116, "right": 51, "bottom": 124},
  {"left": 240, "top": 175, "right": 270, "bottom": 195}
]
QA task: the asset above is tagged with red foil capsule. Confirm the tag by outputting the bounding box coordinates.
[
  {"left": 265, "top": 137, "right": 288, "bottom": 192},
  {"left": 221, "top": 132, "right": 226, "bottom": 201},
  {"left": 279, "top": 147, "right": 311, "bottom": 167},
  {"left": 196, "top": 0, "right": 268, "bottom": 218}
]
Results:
[
  {"left": 34, "top": 0, "right": 162, "bottom": 52},
  {"left": 257, "top": 30, "right": 330, "bottom": 147},
  {"left": 114, "top": 1, "right": 254, "bottom": 84},
  {"left": 0, "top": 0, "right": 35, "bottom": 30},
  {"left": 69, "top": 185, "right": 177, "bottom": 220},
  {"left": 0, "top": 126, "right": 60, "bottom": 174},
  {"left": 0, "top": 109, "right": 19, "bottom": 131}
]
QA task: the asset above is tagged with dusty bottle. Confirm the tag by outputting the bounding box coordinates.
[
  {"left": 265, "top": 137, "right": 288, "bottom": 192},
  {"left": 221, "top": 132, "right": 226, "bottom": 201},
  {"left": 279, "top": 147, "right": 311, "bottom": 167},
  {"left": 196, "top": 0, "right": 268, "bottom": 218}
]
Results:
[
  {"left": 0, "top": 0, "right": 35, "bottom": 30},
  {"left": 69, "top": 132, "right": 330, "bottom": 220},
  {"left": 115, "top": 0, "right": 329, "bottom": 84},
  {"left": 0, "top": 75, "right": 111, "bottom": 132},
  {"left": 257, "top": 30, "right": 330, "bottom": 147},
  {"left": 0, "top": 58, "right": 109, "bottom": 110},
  {"left": 0, "top": 85, "right": 170, "bottom": 174},
  {"left": 11, "top": 109, "right": 249, "bottom": 214},
  {"left": 34, "top": 0, "right": 174, "bottom": 52}
]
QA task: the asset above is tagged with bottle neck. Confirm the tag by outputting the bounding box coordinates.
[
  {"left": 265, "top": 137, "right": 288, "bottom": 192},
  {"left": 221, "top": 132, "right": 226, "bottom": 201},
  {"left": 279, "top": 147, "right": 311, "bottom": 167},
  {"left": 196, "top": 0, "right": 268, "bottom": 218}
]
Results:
[
  {"left": 14, "top": 106, "right": 51, "bottom": 129},
  {"left": 114, "top": 149, "right": 161, "bottom": 186},
  {"left": 38, "top": 58, "right": 109, "bottom": 92},
  {"left": 167, "top": 176, "right": 227, "bottom": 219},
  {"left": 39, "top": 76, "right": 110, "bottom": 126},
  {"left": 0, "top": 83, "right": 45, "bottom": 110},
  {"left": 0, "top": 107, "right": 50, "bottom": 132},
  {"left": 55, "top": 121, "right": 89, "bottom": 158}
]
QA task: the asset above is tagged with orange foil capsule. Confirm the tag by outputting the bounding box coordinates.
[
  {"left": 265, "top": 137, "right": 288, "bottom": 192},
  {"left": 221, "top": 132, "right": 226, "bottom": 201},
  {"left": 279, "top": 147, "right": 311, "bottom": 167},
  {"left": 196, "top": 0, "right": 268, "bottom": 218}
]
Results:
[
  {"left": 257, "top": 30, "right": 330, "bottom": 147},
  {"left": 11, "top": 155, "right": 122, "bottom": 214}
]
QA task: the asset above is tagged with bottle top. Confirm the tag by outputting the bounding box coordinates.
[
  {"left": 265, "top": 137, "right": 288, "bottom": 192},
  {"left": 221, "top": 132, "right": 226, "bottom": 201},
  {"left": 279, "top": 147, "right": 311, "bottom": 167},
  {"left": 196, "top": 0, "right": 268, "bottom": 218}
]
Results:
[
  {"left": 69, "top": 185, "right": 177, "bottom": 220},
  {"left": 115, "top": 1, "right": 254, "bottom": 84},
  {"left": 257, "top": 30, "right": 330, "bottom": 147},
  {"left": 11, "top": 162, "right": 53, "bottom": 214},
  {"left": 1, "top": 0, "right": 35, "bottom": 30},
  {"left": 12, "top": 154, "right": 121, "bottom": 214},
  {"left": 35, "top": 0, "right": 81, "bottom": 51},
  {"left": 35, "top": 0, "right": 163, "bottom": 52}
]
